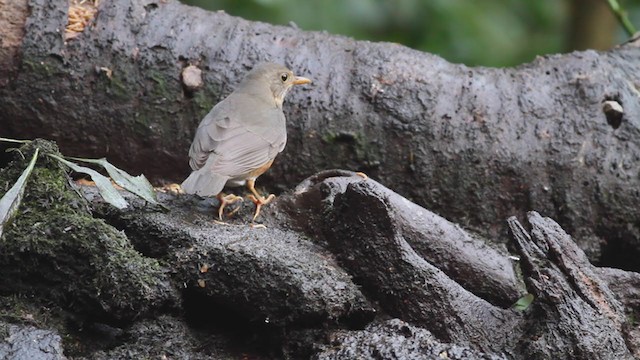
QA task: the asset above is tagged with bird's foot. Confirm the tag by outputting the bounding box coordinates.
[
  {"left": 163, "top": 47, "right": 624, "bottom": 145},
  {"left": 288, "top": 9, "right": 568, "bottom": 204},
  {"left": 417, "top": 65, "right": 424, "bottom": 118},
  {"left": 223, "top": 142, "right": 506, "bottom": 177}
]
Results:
[
  {"left": 355, "top": 172, "right": 368, "bottom": 180},
  {"left": 217, "top": 193, "right": 244, "bottom": 220},
  {"left": 247, "top": 193, "right": 276, "bottom": 221},
  {"left": 156, "top": 183, "right": 184, "bottom": 194}
]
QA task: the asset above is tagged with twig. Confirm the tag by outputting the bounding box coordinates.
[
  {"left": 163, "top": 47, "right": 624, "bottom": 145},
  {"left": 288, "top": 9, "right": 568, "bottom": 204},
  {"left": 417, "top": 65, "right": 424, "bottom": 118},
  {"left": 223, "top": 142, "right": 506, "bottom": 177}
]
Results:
[{"left": 607, "top": 0, "right": 637, "bottom": 37}]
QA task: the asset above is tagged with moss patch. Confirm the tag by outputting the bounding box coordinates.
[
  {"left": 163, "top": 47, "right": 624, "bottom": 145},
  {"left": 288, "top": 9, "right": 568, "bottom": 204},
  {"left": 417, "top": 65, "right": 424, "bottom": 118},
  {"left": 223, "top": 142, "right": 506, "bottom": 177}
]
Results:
[
  {"left": 320, "top": 130, "right": 382, "bottom": 170},
  {"left": 0, "top": 139, "right": 176, "bottom": 324},
  {"left": 22, "top": 58, "right": 62, "bottom": 78},
  {"left": 192, "top": 85, "right": 221, "bottom": 118}
]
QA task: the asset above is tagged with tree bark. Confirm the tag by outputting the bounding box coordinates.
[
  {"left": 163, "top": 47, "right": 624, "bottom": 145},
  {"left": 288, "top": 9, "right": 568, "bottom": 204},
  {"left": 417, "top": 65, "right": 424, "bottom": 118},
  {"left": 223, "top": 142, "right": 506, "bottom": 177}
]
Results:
[
  {"left": 509, "top": 213, "right": 635, "bottom": 359},
  {"left": 281, "top": 170, "right": 521, "bottom": 308},
  {"left": 1, "top": 139, "right": 638, "bottom": 358},
  {"left": 2, "top": 0, "right": 640, "bottom": 268}
]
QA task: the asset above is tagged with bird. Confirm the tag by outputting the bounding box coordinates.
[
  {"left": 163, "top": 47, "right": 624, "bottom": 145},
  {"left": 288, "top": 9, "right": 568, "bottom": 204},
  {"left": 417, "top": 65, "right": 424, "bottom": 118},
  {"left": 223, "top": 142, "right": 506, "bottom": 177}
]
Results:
[{"left": 181, "top": 63, "right": 311, "bottom": 221}]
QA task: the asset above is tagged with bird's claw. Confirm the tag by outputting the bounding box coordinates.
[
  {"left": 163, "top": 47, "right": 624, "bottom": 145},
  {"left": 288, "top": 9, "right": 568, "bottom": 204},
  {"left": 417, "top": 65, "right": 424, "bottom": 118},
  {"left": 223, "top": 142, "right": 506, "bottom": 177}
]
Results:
[
  {"left": 217, "top": 193, "right": 244, "bottom": 220},
  {"left": 247, "top": 193, "right": 276, "bottom": 221}
]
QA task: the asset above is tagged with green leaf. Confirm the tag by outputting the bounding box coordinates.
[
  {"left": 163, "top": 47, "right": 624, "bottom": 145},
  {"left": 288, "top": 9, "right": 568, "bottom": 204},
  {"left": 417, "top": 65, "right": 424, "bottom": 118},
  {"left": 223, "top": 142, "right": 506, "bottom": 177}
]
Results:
[
  {"left": 67, "top": 157, "right": 160, "bottom": 206},
  {"left": 67, "top": 157, "right": 167, "bottom": 211},
  {"left": 512, "top": 293, "right": 534, "bottom": 311},
  {"left": 0, "top": 148, "right": 39, "bottom": 238},
  {"left": 49, "top": 155, "right": 129, "bottom": 210}
]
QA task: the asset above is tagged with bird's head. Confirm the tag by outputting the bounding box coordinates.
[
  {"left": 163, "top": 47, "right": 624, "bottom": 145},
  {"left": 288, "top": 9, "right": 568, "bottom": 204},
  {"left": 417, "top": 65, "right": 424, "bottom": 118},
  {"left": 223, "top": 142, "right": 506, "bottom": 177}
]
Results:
[{"left": 240, "top": 63, "right": 311, "bottom": 108}]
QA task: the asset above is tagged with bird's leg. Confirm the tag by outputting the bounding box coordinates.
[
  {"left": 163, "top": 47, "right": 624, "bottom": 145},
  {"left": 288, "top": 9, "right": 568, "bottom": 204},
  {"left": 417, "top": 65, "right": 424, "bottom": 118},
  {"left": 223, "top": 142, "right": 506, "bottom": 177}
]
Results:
[
  {"left": 245, "top": 178, "right": 275, "bottom": 221},
  {"left": 216, "top": 193, "right": 243, "bottom": 220}
]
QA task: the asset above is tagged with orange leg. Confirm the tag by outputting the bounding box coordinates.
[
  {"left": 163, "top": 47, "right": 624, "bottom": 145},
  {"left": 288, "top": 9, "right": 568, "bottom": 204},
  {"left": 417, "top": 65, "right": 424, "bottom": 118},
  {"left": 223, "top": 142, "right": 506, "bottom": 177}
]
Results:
[
  {"left": 216, "top": 193, "right": 243, "bottom": 220},
  {"left": 245, "top": 178, "right": 275, "bottom": 221}
]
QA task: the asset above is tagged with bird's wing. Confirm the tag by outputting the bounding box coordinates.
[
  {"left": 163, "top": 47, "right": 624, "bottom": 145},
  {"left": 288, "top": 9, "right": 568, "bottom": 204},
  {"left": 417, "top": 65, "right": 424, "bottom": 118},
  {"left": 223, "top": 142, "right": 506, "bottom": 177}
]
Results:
[
  {"left": 187, "top": 94, "right": 287, "bottom": 177},
  {"left": 187, "top": 99, "right": 241, "bottom": 170},
  {"left": 211, "top": 110, "right": 286, "bottom": 177}
]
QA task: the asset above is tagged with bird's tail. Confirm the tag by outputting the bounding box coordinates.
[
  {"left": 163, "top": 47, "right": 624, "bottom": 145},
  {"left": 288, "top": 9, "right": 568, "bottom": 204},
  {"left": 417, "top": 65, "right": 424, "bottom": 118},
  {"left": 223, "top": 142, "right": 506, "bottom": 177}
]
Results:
[{"left": 181, "top": 169, "right": 228, "bottom": 197}]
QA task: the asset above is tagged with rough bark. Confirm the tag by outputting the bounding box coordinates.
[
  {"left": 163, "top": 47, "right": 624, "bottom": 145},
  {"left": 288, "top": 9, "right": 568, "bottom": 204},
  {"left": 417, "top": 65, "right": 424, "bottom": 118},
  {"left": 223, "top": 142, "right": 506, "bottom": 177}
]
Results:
[
  {"left": 94, "top": 194, "right": 376, "bottom": 330},
  {"left": 1, "top": 140, "right": 638, "bottom": 358},
  {"left": 91, "top": 173, "right": 522, "bottom": 355},
  {"left": 293, "top": 177, "right": 522, "bottom": 354},
  {"left": 1, "top": 0, "right": 640, "bottom": 268},
  {"left": 314, "top": 319, "right": 507, "bottom": 360},
  {"left": 509, "top": 212, "right": 635, "bottom": 359},
  {"left": 280, "top": 170, "right": 521, "bottom": 308},
  {"left": 0, "top": 321, "right": 66, "bottom": 360}
]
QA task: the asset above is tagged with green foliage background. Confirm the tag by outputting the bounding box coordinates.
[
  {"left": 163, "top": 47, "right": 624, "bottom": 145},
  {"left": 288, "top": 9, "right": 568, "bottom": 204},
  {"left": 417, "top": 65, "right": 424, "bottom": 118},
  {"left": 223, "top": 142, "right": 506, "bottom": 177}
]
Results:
[{"left": 181, "top": 0, "right": 639, "bottom": 67}]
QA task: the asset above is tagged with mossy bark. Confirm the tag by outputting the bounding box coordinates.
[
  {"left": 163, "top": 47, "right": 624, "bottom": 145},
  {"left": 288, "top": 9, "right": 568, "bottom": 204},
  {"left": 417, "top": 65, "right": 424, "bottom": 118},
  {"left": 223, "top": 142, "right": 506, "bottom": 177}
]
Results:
[{"left": 0, "top": 140, "right": 177, "bottom": 324}]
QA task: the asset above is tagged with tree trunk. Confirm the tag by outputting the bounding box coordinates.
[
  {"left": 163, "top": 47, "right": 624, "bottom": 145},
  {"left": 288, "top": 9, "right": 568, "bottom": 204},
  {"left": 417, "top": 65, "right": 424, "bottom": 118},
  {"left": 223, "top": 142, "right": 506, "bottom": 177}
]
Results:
[{"left": 567, "top": 0, "right": 617, "bottom": 51}]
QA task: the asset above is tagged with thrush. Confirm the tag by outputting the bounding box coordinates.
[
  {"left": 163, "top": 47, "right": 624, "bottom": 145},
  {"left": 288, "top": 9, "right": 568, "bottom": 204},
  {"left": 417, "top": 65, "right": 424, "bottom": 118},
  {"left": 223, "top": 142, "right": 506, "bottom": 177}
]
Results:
[{"left": 181, "top": 63, "right": 311, "bottom": 221}]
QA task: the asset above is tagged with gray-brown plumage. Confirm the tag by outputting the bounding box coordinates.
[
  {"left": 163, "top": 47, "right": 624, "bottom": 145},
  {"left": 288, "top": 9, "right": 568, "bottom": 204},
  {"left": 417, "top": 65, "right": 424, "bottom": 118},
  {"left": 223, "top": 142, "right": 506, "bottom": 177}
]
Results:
[{"left": 181, "top": 63, "right": 311, "bottom": 220}]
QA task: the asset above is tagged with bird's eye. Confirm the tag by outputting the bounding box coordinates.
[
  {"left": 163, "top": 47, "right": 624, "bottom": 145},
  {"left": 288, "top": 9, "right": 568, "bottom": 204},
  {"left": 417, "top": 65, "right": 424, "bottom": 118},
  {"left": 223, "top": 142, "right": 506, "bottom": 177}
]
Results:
[{"left": 281, "top": 73, "right": 288, "bottom": 82}]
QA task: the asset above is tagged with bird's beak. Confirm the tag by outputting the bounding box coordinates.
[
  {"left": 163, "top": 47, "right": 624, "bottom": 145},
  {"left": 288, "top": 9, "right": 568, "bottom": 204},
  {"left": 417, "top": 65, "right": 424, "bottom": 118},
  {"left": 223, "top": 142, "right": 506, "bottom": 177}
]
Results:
[{"left": 293, "top": 76, "right": 311, "bottom": 85}]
